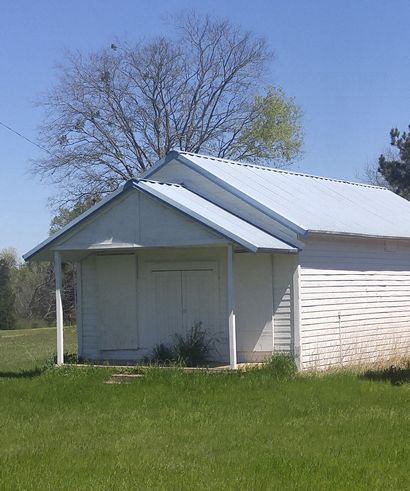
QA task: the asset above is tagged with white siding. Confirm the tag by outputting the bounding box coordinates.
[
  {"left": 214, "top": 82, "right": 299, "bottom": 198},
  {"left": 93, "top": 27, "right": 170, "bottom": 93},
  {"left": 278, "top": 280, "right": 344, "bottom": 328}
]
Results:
[
  {"left": 79, "top": 255, "right": 98, "bottom": 359},
  {"left": 96, "top": 254, "right": 138, "bottom": 351},
  {"left": 273, "top": 254, "right": 294, "bottom": 354},
  {"left": 235, "top": 253, "right": 274, "bottom": 361},
  {"left": 299, "top": 235, "right": 410, "bottom": 369},
  {"left": 75, "top": 262, "right": 82, "bottom": 355},
  {"left": 233, "top": 252, "right": 294, "bottom": 361},
  {"left": 55, "top": 191, "right": 226, "bottom": 251}
]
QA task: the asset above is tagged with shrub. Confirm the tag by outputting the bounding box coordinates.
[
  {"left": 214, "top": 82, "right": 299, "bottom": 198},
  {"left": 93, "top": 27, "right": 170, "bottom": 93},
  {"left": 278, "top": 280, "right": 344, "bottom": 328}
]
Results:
[
  {"left": 263, "top": 353, "right": 297, "bottom": 379},
  {"left": 151, "top": 343, "right": 176, "bottom": 365},
  {"left": 150, "top": 322, "right": 213, "bottom": 367},
  {"left": 173, "top": 322, "right": 212, "bottom": 367}
]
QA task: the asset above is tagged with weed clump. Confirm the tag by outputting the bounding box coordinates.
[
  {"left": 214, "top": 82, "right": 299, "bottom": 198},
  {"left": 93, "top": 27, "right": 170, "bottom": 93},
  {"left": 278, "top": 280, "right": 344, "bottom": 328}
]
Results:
[
  {"left": 150, "top": 322, "right": 213, "bottom": 367},
  {"left": 151, "top": 343, "right": 176, "bottom": 365},
  {"left": 263, "top": 353, "right": 297, "bottom": 380}
]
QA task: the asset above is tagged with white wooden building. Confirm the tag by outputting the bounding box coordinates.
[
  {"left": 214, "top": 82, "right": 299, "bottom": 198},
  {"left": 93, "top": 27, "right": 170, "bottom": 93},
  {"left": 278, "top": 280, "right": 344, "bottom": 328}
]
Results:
[{"left": 24, "top": 151, "right": 410, "bottom": 369}]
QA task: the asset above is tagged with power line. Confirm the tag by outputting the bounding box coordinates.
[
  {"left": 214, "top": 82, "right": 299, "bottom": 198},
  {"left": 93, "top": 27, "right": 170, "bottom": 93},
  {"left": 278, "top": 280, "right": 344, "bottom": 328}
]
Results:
[{"left": 0, "top": 120, "right": 51, "bottom": 154}]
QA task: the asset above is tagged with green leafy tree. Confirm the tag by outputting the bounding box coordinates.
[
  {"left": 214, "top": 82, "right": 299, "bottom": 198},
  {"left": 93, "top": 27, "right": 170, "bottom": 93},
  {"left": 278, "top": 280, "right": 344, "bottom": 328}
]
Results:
[
  {"left": 378, "top": 127, "right": 410, "bottom": 199},
  {"left": 0, "top": 257, "right": 16, "bottom": 329},
  {"left": 49, "top": 197, "right": 100, "bottom": 235},
  {"left": 240, "top": 87, "right": 303, "bottom": 162}
]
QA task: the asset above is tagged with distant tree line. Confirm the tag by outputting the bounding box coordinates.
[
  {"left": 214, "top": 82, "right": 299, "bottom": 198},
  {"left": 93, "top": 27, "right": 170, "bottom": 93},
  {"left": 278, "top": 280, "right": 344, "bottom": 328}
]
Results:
[
  {"left": 0, "top": 206, "right": 79, "bottom": 329},
  {"left": 0, "top": 247, "right": 75, "bottom": 330}
]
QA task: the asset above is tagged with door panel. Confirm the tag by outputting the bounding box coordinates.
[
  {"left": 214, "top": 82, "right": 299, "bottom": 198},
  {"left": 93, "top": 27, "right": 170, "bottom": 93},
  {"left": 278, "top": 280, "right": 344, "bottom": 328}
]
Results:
[
  {"left": 143, "top": 264, "right": 219, "bottom": 350},
  {"left": 151, "top": 270, "right": 183, "bottom": 344},
  {"left": 96, "top": 255, "right": 137, "bottom": 350},
  {"left": 182, "top": 270, "right": 217, "bottom": 334}
]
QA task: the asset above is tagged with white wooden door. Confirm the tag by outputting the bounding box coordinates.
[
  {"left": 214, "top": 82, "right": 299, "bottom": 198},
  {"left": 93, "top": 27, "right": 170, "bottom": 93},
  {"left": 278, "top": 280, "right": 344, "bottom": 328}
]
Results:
[
  {"left": 146, "top": 264, "right": 218, "bottom": 346},
  {"left": 181, "top": 270, "right": 217, "bottom": 333},
  {"left": 151, "top": 270, "right": 183, "bottom": 345},
  {"left": 96, "top": 254, "right": 138, "bottom": 350}
]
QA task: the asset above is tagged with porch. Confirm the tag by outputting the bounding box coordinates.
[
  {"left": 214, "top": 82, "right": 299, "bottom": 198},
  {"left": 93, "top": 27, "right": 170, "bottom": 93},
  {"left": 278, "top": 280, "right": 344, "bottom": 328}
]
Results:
[{"left": 53, "top": 245, "right": 297, "bottom": 369}]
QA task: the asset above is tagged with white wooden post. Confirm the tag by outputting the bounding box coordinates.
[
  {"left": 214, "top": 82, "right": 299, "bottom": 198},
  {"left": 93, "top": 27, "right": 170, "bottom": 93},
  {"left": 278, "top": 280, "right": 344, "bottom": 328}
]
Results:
[
  {"left": 227, "top": 245, "right": 237, "bottom": 369},
  {"left": 54, "top": 251, "right": 64, "bottom": 365},
  {"left": 292, "top": 257, "right": 302, "bottom": 370}
]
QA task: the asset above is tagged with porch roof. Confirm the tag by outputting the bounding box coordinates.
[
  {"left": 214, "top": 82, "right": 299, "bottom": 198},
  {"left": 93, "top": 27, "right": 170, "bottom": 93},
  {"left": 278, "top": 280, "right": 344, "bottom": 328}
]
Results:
[{"left": 24, "top": 179, "right": 297, "bottom": 261}]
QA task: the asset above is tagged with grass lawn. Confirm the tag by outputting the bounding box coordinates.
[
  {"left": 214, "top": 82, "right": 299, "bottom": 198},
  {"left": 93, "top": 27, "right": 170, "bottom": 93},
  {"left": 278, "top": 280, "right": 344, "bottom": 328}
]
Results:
[
  {"left": 0, "top": 326, "right": 77, "bottom": 373},
  {"left": 1, "top": 329, "right": 410, "bottom": 490}
]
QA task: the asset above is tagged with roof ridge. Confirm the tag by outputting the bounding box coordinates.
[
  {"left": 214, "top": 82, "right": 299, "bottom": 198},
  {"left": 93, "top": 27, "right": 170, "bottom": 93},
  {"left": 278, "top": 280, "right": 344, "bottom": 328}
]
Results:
[
  {"left": 126, "top": 178, "right": 182, "bottom": 188},
  {"left": 139, "top": 178, "right": 181, "bottom": 187},
  {"left": 178, "top": 151, "right": 387, "bottom": 191}
]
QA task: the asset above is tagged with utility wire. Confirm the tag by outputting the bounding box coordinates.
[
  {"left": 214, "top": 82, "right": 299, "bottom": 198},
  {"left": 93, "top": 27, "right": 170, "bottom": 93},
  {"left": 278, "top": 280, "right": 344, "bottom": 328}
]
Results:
[{"left": 0, "top": 120, "right": 51, "bottom": 154}]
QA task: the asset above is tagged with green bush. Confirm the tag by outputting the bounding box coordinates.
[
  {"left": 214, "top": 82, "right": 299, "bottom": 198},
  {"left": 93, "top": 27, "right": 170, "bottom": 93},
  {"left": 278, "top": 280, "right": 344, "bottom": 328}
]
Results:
[{"left": 263, "top": 353, "right": 297, "bottom": 379}]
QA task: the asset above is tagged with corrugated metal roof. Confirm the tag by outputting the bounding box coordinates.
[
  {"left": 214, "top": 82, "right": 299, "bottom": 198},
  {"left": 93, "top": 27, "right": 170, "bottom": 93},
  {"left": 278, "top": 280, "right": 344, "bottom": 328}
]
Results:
[
  {"left": 170, "top": 151, "right": 410, "bottom": 239},
  {"left": 137, "top": 180, "right": 296, "bottom": 252}
]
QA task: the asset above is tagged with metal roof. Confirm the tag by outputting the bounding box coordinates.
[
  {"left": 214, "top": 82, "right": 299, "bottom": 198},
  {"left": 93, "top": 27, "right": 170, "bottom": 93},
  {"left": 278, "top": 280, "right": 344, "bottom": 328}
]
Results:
[
  {"left": 24, "top": 178, "right": 296, "bottom": 260},
  {"left": 152, "top": 151, "right": 410, "bottom": 239}
]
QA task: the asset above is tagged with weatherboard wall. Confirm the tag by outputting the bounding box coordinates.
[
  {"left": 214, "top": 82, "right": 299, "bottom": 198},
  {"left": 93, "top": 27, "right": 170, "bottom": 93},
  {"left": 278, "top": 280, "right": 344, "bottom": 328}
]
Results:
[
  {"left": 272, "top": 254, "right": 294, "bottom": 354},
  {"left": 299, "top": 235, "right": 410, "bottom": 369},
  {"left": 235, "top": 253, "right": 274, "bottom": 361},
  {"left": 77, "top": 249, "right": 294, "bottom": 362},
  {"left": 54, "top": 190, "right": 227, "bottom": 252}
]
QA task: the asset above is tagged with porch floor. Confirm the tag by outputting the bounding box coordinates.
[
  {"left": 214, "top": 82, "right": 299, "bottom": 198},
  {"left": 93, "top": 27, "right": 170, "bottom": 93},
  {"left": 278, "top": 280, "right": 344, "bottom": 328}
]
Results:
[{"left": 71, "top": 362, "right": 263, "bottom": 372}]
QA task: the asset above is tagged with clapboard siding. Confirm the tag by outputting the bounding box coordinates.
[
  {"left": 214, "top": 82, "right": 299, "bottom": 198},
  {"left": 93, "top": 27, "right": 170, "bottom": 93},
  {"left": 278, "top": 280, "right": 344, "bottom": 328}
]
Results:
[
  {"left": 79, "top": 255, "right": 98, "bottom": 359},
  {"left": 273, "top": 254, "right": 294, "bottom": 353},
  {"left": 56, "top": 190, "right": 226, "bottom": 251},
  {"left": 299, "top": 235, "right": 410, "bottom": 369}
]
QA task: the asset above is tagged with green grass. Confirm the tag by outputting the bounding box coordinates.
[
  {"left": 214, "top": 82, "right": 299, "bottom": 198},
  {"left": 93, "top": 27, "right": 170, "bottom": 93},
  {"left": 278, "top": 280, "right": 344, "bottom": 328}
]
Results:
[
  {"left": 0, "top": 326, "right": 77, "bottom": 372},
  {"left": 1, "top": 329, "right": 410, "bottom": 490}
]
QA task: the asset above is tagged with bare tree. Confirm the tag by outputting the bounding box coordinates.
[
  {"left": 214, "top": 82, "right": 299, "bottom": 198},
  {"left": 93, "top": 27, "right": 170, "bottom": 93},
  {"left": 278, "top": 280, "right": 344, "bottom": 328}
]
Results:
[
  {"left": 33, "top": 13, "right": 303, "bottom": 206},
  {"left": 359, "top": 146, "right": 398, "bottom": 189},
  {"left": 361, "top": 161, "right": 389, "bottom": 187}
]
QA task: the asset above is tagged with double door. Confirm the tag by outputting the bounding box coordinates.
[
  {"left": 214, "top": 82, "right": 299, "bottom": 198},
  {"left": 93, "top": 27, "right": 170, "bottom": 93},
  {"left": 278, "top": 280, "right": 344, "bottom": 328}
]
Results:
[{"left": 145, "top": 263, "right": 218, "bottom": 347}]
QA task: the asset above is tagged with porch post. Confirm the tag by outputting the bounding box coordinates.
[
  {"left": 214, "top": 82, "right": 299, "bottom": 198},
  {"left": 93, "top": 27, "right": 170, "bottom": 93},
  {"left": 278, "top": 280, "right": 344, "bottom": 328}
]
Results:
[
  {"left": 54, "top": 251, "right": 64, "bottom": 365},
  {"left": 227, "top": 244, "right": 237, "bottom": 369}
]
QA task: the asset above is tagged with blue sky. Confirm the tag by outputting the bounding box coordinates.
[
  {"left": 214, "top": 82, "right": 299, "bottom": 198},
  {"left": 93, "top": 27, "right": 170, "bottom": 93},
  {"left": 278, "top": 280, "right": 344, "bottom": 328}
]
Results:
[{"left": 1, "top": 0, "right": 410, "bottom": 257}]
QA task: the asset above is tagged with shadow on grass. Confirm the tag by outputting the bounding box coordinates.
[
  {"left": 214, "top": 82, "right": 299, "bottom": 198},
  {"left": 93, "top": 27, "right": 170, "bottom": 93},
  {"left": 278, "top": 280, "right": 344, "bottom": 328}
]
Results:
[
  {"left": 360, "top": 365, "right": 410, "bottom": 386},
  {"left": 0, "top": 367, "right": 45, "bottom": 379}
]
